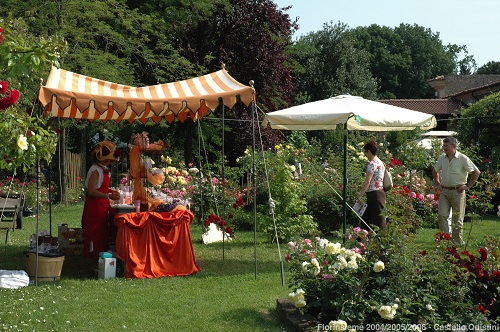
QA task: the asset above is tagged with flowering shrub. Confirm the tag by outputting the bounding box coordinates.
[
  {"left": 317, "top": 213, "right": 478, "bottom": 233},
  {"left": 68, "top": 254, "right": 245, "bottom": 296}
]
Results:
[
  {"left": 439, "top": 234, "right": 500, "bottom": 320},
  {"left": 465, "top": 170, "right": 498, "bottom": 216},
  {"left": 0, "top": 20, "right": 64, "bottom": 171},
  {"left": 286, "top": 231, "right": 397, "bottom": 324},
  {"left": 286, "top": 225, "right": 487, "bottom": 326},
  {"left": 0, "top": 176, "right": 53, "bottom": 210}
]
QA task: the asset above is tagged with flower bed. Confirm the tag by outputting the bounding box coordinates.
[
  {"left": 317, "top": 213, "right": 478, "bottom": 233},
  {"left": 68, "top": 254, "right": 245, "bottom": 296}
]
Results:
[{"left": 285, "top": 225, "right": 496, "bottom": 327}]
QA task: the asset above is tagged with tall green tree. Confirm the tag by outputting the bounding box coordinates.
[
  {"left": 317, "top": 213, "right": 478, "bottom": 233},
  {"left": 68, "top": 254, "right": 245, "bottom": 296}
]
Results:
[
  {"left": 162, "top": 0, "right": 298, "bottom": 163},
  {"left": 476, "top": 61, "right": 500, "bottom": 74},
  {"left": 352, "top": 23, "right": 470, "bottom": 99},
  {"left": 289, "top": 22, "right": 379, "bottom": 153},
  {"left": 293, "top": 21, "right": 378, "bottom": 103}
]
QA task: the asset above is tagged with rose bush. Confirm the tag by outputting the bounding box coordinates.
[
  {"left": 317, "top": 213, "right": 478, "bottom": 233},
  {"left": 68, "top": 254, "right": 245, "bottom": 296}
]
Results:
[
  {"left": 286, "top": 224, "right": 488, "bottom": 326},
  {"left": 0, "top": 19, "right": 65, "bottom": 171}
]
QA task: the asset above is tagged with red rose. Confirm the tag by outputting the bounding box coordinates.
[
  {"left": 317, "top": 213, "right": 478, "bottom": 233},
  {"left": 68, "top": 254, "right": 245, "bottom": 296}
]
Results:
[
  {"left": 478, "top": 247, "right": 488, "bottom": 261},
  {"left": 0, "top": 80, "right": 7, "bottom": 94},
  {"left": 0, "top": 89, "right": 20, "bottom": 110},
  {"left": 225, "top": 226, "right": 232, "bottom": 234}
]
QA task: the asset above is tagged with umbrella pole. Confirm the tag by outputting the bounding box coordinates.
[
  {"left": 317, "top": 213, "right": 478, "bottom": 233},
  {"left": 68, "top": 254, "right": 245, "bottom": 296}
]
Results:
[{"left": 342, "top": 123, "right": 348, "bottom": 244}]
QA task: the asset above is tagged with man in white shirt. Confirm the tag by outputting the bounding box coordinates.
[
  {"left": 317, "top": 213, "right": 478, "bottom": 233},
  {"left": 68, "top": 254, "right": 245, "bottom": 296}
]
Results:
[{"left": 432, "top": 137, "right": 480, "bottom": 245}]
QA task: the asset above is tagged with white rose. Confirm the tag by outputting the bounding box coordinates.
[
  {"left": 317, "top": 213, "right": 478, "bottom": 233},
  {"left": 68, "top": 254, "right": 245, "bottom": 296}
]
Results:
[
  {"left": 328, "top": 319, "right": 348, "bottom": 331},
  {"left": 373, "top": 261, "right": 385, "bottom": 272},
  {"left": 295, "top": 288, "right": 305, "bottom": 297},
  {"left": 326, "top": 242, "right": 341, "bottom": 255},
  {"left": 338, "top": 256, "right": 348, "bottom": 269},
  {"left": 17, "top": 135, "right": 29, "bottom": 151},
  {"left": 378, "top": 305, "right": 396, "bottom": 320},
  {"left": 294, "top": 299, "right": 306, "bottom": 308},
  {"left": 347, "top": 259, "right": 358, "bottom": 270}
]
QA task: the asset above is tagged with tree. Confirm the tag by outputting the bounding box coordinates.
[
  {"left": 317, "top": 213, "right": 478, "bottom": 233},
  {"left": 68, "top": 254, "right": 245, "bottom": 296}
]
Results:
[
  {"left": 293, "top": 22, "right": 378, "bottom": 103},
  {"left": 476, "top": 61, "right": 500, "bottom": 74},
  {"left": 165, "top": 0, "right": 297, "bottom": 163},
  {"left": 290, "top": 22, "right": 378, "bottom": 153},
  {"left": 352, "top": 23, "right": 467, "bottom": 99},
  {"left": 0, "top": 0, "right": 298, "bottom": 167},
  {"left": 451, "top": 92, "right": 500, "bottom": 170}
]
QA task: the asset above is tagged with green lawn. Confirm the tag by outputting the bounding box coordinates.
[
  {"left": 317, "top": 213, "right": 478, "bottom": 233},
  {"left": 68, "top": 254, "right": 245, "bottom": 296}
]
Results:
[{"left": 1, "top": 204, "right": 498, "bottom": 331}]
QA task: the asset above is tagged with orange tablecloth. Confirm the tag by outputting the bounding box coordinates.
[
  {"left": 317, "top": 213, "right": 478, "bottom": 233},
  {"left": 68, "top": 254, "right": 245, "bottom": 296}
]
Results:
[{"left": 114, "top": 206, "right": 201, "bottom": 279}]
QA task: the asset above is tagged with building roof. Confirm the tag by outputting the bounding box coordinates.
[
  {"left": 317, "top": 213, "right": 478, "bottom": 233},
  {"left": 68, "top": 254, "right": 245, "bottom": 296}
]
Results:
[
  {"left": 379, "top": 99, "right": 461, "bottom": 115},
  {"left": 427, "top": 75, "right": 500, "bottom": 98},
  {"left": 447, "top": 80, "right": 500, "bottom": 100}
]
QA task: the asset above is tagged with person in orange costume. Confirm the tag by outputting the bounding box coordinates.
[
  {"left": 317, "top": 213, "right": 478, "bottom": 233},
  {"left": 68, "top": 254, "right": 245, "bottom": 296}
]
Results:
[{"left": 82, "top": 141, "right": 120, "bottom": 261}]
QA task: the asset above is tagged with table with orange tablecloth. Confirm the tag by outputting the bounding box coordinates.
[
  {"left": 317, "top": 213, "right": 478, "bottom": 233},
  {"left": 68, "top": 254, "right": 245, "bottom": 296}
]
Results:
[{"left": 113, "top": 205, "right": 201, "bottom": 279}]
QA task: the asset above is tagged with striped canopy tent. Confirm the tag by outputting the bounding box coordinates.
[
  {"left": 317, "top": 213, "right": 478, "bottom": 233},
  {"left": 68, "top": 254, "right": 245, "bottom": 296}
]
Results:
[{"left": 38, "top": 66, "right": 255, "bottom": 123}]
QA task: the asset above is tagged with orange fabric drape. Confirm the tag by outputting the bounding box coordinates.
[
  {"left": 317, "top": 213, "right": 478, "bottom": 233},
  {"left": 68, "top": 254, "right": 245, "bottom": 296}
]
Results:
[{"left": 114, "top": 206, "right": 201, "bottom": 279}]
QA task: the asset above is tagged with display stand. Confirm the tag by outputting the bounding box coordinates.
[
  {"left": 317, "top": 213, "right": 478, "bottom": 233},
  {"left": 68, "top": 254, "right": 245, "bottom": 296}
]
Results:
[{"left": 128, "top": 137, "right": 165, "bottom": 212}]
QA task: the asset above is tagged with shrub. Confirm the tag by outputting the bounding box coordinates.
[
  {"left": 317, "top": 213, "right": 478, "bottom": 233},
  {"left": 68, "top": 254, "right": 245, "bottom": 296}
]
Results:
[
  {"left": 0, "top": 176, "right": 54, "bottom": 210},
  {"left": 286, "top": 224, "right": 487, "bottom": 326},
  {"left": 237, "top": 146, "right": 319, "bottom": 241}
]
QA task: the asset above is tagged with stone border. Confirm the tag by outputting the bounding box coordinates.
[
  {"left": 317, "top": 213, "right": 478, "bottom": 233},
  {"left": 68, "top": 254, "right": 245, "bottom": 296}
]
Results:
[{"left": 276, "top": 298, "right": 320, "bottom": 332}]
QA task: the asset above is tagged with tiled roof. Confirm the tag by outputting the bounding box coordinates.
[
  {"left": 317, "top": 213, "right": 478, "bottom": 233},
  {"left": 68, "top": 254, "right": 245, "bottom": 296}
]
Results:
[
  {"left": 379, "top": 99, "right": 461, "bottom": 115},
  {"left": 428, "top": 75, "right": 500, "bottom": 97},
  {"left": 446, "top": 80, "right": 500, "bottom": 98}
]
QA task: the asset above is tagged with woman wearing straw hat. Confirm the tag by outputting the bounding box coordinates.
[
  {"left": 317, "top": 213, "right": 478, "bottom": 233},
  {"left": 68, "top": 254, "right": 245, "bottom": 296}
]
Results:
[{"left": 82, "top": 141, "right": 120, "bottom": 262}]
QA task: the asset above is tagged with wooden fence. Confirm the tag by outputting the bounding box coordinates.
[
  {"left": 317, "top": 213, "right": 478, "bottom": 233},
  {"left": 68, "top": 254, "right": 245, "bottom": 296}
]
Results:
[{"left": 65, "top": 150, "right": 82, "bottom": 189}]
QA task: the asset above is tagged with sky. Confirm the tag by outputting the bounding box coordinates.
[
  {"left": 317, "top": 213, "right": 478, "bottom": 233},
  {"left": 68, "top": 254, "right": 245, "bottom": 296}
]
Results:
[{"left": 274, "top": 0, "right": 499, "bottom": 68}]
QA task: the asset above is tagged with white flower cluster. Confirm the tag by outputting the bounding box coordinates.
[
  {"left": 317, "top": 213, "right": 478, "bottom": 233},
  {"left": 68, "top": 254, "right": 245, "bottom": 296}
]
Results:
[
  {"left": 302, "top": 258, "right": 321, "bottom": 276},
  {"left": 288, "top": 288, "right": 306, "bottom": 308},
  {"left": 324, "top": 240, "right": 364, "bottom": 275},
  {"left": 328, "top": 319, "right": 348, "bottom": 331},
  {"left": 377, "top": 303, "right": 398, "bottom": 320}
]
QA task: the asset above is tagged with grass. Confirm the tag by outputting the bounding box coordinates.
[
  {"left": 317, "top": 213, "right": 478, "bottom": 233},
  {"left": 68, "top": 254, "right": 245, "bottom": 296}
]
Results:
[
  {"left": 1, "top": 204, "right": 292, "bottom": 332},
  {"left": 0, "top": 204, "right": 499, "bottom": 331}
]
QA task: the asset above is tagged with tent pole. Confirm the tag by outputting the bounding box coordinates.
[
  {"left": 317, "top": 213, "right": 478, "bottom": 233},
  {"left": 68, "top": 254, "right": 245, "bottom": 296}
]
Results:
[
  {"left": 35, "top": 157, "right": 41, "bottom": 286},
  {"left": 252, "top": 102, "right": 257, "bottom": 280},
  {"left": 221, "top": 105, "right": 225, "bottom": 260},
  {"left": 342, "top": 123, "right": 348, "bottom": 244},
  {"left": 197, "top": 120, "right": 204, "bottom": 225}
]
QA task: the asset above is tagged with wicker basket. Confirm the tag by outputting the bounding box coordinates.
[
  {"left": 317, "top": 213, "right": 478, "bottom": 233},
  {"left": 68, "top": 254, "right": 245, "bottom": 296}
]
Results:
[{"left": 25, "top": 252, "right": 65, "bottom": 281}]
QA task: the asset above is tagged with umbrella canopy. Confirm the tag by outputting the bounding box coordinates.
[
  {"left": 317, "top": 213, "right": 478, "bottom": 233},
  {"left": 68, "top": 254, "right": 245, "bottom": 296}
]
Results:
[
  {"left": 263, "top": 94, "right": 436, "bottom": 131},
  {"left": 262, "top": 94, "right": 437, "bottom": 238}
]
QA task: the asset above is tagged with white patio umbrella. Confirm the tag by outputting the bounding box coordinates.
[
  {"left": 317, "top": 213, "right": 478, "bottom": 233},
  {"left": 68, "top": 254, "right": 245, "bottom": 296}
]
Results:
[{"left": 262, "top": 94, "right": 437, "bottom": 237}]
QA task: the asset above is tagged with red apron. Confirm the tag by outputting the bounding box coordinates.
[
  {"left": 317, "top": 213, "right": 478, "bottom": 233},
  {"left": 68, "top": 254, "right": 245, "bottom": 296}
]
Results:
[{"left": 82, "top": 167, "right": 111, "bottom": 259}]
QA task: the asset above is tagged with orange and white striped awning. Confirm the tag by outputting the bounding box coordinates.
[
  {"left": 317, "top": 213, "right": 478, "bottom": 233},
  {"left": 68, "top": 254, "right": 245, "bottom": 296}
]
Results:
[{"left": 38, "top": 66, "right": 255, "bottom": 123}]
